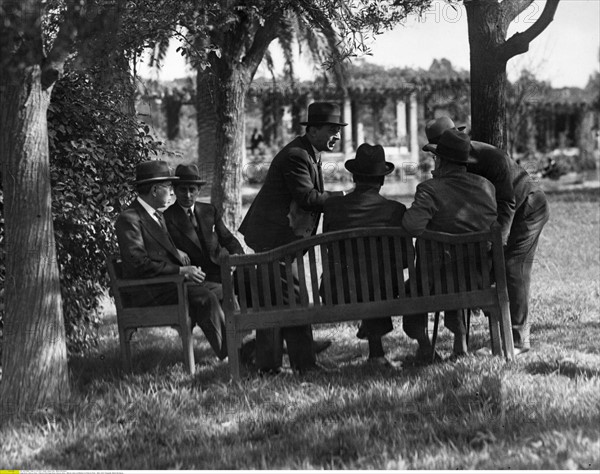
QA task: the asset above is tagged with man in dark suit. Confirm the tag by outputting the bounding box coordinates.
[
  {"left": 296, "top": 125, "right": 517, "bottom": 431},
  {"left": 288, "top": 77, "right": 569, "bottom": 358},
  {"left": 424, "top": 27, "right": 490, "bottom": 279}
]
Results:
[
  {"left": 323, "top": 144, "right": 407, "bottom": 367},
  {"left": 422, "top": 117, "right": 549, "bottom": 355},
  {"left": 164, "top": 163, "right": 244, "bottom": 284},
  {"left": 402, "top": 129, "right": 498, "bottom": 360},
  {"left": 239, "top": 102, "right": 346, "bottom": 374},
  {"left": 115, "top": 160, "right": 228, "bottom": 360}
]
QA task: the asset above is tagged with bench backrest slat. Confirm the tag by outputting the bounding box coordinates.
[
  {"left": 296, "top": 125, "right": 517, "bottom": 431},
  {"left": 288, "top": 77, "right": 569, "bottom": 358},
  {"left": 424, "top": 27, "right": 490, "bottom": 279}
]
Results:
[
  {"left": 368, "top": 237, "right": 382, "bottom": 301},
  {"left": 455, "top": 243, "right": 468, "bottom": 293},
  {"left": 295, "top": 250, "right": 310, "bottom": 306},
  {"left": 418, "top": 240, "right": 431, "bottom": 297},
  {"left": 356, "top": 237, "right": 371, "bottom": 301},
  {"left": 308, "top": 247, "right": 321, "bottom": 304}
]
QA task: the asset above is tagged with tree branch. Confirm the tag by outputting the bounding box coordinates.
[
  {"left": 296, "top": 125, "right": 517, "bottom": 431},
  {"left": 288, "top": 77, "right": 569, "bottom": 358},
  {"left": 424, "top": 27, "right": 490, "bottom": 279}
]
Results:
[
  {"left": 41, "top": 1, "right": 82, "bottom": 89},
  {"left": 498, "top": 0, "right": 560, "bottom": 62}
]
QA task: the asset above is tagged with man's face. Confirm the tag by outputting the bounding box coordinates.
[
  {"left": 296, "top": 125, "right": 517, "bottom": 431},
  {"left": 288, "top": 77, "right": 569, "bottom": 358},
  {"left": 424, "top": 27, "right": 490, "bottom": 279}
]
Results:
[
  {"left": 175, "top": 183, "right": 201, "bottom": 208},
  {"left": 153, "top": 182, "right": 174, "bottom": 208},
  {"left": 308, "top": 124, "right": 342, "bottom": 152}
]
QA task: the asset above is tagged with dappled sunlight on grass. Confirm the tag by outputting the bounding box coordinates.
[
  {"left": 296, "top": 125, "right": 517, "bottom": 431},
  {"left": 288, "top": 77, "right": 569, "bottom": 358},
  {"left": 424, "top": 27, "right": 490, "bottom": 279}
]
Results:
[{"left": 1, "top": 190, "right": 599, "bottom": 469}]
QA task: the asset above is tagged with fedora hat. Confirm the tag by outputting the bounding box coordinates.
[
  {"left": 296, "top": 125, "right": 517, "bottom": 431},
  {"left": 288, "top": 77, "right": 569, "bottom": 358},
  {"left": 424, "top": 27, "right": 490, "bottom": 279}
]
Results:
[
  {"left": 134, "top": 160, "right": 178, "bottom": 184},
  {"left": 422, "top": 129, "right": 475, "bottom": 164},
  {"left": 174, "top": 163, "right": 206, "bottom": 185},
  {"left": 300, "top": 102, "right": 348, "bottom": 126},
  {"left": 422, "top": 116, "right": 467, "bottom": 149},
  {"left": 345, "top": 143, "right": 394, "bottom": 176}
]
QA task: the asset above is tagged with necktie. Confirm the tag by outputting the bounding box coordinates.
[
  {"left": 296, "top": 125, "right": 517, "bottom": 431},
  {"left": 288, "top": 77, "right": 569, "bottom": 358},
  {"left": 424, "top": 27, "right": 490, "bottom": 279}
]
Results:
[
  {"left": 154, "top": 211, "right": 166, "bottom": 230},
  {"left": 317, "top": 157, "right": 324, "bottom": 191},
  {"left": 188, "top": 208, "right": 198, "bottom": 230}
]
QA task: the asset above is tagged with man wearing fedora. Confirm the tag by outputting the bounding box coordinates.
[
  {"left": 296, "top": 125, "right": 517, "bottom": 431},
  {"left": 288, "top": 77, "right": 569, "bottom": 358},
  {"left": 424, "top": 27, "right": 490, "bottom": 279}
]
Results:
[
  {"left": 164, "top": 163, "right": 244, "bottom": 285},
  {"left": 402, "top": 129, "right": 498, "bottom": 360},
  {"left": 322, "top": 143, "right": 407, "bottom": 367},
  {"left": 115, "top": 160, "right": 228, "bottom": 361},
  {"left": 238, "top": 101, "right": 347, "bottom": 374},
  {"left": 422, "top": 117, "right": 549, "bottom": 355}
]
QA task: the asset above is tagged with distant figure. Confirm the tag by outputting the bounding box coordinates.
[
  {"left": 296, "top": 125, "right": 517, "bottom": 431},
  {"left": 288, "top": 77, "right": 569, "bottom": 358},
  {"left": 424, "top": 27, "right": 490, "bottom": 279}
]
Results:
[
  {"left": 250, "top": 128, "right": 264, "bottom": 156},
  {"left": 239, "top": 102, "right": 347, "bottom": 374},
  {"left": 322, "top": 143, "right": 407, "bottom": 368},
  {"left": 541, "top": 156, "right": 561, "bottom": 180}
]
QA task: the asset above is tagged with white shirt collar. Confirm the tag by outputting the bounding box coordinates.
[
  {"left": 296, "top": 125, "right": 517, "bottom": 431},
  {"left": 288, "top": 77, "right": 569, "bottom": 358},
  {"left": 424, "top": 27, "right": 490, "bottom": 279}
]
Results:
[{"left": 137, "top": 197, "right": 161, "bottom": 224}]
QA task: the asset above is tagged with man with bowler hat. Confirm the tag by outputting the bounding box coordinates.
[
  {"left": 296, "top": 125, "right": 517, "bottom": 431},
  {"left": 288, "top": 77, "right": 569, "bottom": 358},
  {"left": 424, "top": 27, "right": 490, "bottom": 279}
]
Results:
[
  {"left": 239, "top": 102, "right": 347, "bottom": 374},
  {"left": 164, "top": 163, "right": 244, "bottom": 284},
  {"left": 402, "top": 129, "right": 497, "bottom": 361},
  {"left": 322, "top": 143, "right": 407, "bottom": 367},
  {"left": 422, "top": 117, "right": 549, "bottom": 355},
  {"left": 115, "top": 160, "right": 228, "bottom": 361}
]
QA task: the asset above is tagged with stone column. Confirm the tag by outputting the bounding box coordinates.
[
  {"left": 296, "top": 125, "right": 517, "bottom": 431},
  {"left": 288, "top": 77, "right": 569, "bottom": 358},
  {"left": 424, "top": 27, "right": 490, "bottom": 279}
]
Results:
[
  {"left": 342, "top": 96, "right": 353, "bottom": 156},
  {"left": 409, "top": 92, "right": 419, "bottom": 165},
  {"left": 396, "top": 99, "right": 407, "bottom": 152}
]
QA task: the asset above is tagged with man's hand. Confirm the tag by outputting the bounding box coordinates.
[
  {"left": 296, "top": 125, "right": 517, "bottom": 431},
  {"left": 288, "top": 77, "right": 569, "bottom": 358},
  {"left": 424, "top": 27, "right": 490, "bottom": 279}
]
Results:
[
  {"left": 177, "top": 249, "right": 191, "bottom": 265},
  {"left": 179, "top": 265, "right": 206, "bottom": 284}
]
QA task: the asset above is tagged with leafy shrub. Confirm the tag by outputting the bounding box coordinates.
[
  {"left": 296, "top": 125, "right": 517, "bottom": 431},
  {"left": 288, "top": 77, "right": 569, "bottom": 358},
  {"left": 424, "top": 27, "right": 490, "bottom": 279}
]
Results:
[
  {"left": 49, "top": 71, "right": 164, "bottom": 353},
  {"left": 0, "top": 70, "right": 163, "bottom": 356}
]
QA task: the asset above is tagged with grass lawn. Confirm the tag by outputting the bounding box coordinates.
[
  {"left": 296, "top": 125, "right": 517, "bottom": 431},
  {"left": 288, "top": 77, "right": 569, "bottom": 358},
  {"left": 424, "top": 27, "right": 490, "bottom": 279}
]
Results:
[{"left": 1, "top": 189, "right": 599, "bottom": 469}]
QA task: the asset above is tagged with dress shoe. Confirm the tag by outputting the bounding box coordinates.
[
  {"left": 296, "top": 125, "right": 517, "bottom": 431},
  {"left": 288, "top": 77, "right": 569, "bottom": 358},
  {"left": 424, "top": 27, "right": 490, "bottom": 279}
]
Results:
[
  {"left": 414, "top": 346, "right": 443, "bottom": 365},
  {"left": 366, "top": 356, "right": 403, "bottom": 370},
  {"left": 446, "top": 351, "right": 469, "bottom": 362},
  {"left": 513, "top": 346, "right": 530, "bottom": 356},
  {"left": 239, "top": 338, "right": 256, "bottom": 366}
]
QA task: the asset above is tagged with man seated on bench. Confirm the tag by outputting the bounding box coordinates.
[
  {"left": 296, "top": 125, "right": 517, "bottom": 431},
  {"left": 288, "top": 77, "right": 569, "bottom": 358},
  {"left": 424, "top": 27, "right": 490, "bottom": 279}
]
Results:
[
  {"left": 322, "top": 144, "right": 407, "bottom": 368},
  {"left": 115, "top": 160, "right": 229, "bottom": 361},
  {"left": 401, "top": 129, "right": 498, "bottom": 361}
]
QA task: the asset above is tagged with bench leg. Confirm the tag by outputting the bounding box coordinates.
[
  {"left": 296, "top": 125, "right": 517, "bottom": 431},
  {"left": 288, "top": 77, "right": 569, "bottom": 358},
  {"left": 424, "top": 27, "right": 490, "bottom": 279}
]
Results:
[
  {"left": 487, "top": 309, "right": 503, "bottom": 356},
  {"left": 180, "top": 320, "right": 195, "bottom": 375},
  {"left": 498, "top": 300, "right": 515, "bottom": 360},
  {"left": 431, "top": 312, "right": 440, "bottom": 363},
  {"left": 120, "top": 327, "right": 135, "bottom": 372}
]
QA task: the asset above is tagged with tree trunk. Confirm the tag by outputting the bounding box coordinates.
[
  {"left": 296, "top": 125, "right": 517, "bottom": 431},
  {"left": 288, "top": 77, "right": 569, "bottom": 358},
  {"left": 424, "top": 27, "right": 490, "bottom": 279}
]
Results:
[
  {"left": 196, "top": 71, "right": 220, "bottom": 201},
  {"left": 0, "top": 66, "right": 70, "bottom": 423},
  {"left": 213, "top": 65, "right": 253, "bottom": 229},
  {"left": 465, "top": 1, "right": 510, "bottom": 149}
]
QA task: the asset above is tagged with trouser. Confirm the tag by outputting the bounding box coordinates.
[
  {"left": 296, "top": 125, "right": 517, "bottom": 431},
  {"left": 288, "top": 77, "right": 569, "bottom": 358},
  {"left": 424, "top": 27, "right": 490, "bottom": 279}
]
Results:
[
  {"left": 403, "top": 309, "right": 466, "bottom": 341},
  {"left": 240, "top": 260, "right": 316, "bottom": 371},
  {"left": 505, "top": 189, "right": 549, "bottom": 348},
  {"left": 125, "top": 280, "right": 227, "bottom": 359}
]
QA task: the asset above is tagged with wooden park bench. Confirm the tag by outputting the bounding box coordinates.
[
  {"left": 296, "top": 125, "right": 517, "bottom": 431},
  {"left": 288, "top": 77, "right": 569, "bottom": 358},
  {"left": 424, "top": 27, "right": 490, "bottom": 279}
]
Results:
[
  {"left": 106, "top": 255, "right": 196, "bottom": 374},
  {"left": 220, "top": 226, "right": 515, "bottom": 380}
]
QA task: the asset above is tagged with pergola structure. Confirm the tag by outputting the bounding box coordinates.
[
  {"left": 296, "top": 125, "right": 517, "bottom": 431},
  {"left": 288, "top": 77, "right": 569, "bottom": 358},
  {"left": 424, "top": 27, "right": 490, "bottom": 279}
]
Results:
[{"left": 248, "top": 66, "right": 471, "bottom": 168}]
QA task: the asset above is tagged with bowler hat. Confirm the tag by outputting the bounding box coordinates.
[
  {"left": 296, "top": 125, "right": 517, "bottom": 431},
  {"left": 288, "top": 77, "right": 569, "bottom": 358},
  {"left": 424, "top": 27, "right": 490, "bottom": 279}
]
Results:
[
  {"left": 134, "top": 160, "right": 178, "bottom": 184},
  {"left": 422, "top": 116, "right": 467, "bottom": 149},
  {"left": 174, "top": 163, "right": 206, "bottom": 185},
  {"left": 422, "top": 129, "right": 475, "bottom": 164},
  {"left": 300, "top": 102, "right": 348, "bottom": 126},
  {"left": 345, "top": 143, "right": 394, "bottom": 176}
]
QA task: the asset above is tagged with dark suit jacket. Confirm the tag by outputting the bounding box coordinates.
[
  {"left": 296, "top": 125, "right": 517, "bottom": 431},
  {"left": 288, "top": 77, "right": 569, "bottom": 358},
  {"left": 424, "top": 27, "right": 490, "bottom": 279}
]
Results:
[
  {"left": 164, "top": 202, "right": 244, "bottom": 282},
  {"left": 116, "top": 199, "right": 183, "bottom": 279},
  {"left": 467, "top": 141, "right": 540, "bottom": 244},
  {"left": 322, "top": 184, "right": 408, "bottom": 303},
  {"left": 239, "top": 135, "right": 341, "bottom": 251}
]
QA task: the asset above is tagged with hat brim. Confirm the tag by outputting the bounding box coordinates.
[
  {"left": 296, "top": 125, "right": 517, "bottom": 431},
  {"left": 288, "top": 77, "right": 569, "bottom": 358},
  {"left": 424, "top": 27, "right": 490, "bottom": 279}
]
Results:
[
  {"left": 300, "top": 121, "right": 348, "bottom": 126},
  {"left": 423, "top": 144, "right": 477, "bottom": 164},
  {"left": 345, "top": 160, "right": 395, "bottom": 176},
  {"left": 134, "top": 176, "right": 179, "bottom": 185},
  {"left": 177, "top": 179, "right": 207, "bottom": 185}
]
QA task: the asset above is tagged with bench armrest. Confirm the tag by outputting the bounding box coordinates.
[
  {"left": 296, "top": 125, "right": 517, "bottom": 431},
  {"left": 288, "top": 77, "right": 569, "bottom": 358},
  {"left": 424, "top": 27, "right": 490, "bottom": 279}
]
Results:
[{"left": 113, "top": 274, "right": 186, "bottom": 289}]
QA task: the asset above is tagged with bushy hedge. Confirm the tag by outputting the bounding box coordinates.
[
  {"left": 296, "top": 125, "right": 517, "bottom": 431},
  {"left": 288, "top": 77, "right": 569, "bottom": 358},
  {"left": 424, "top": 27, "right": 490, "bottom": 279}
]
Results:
[{"left": 0, "top": 70, "right": 163, "bottom": 355}]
